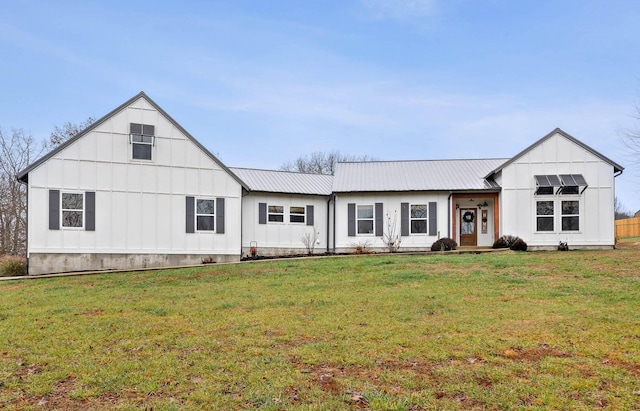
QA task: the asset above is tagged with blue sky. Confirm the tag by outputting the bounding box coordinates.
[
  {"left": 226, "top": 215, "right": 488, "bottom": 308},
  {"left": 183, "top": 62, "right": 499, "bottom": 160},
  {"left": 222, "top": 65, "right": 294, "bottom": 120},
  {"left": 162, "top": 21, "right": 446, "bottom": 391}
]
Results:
[{"left": 1, "top": 0, "right": 640, "bottom": 211}]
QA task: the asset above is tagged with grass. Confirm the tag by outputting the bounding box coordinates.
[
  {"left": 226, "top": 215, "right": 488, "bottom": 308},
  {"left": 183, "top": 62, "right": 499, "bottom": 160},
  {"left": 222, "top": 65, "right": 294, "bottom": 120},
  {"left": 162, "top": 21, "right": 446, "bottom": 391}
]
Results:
[{"left": 1, "top": 241, "right": 639, "bottom": 410}]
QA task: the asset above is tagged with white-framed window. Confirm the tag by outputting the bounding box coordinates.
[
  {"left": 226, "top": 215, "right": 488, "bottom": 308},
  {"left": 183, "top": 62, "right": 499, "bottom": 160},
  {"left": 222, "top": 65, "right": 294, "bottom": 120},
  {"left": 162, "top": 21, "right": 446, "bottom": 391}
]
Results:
[
  {"left": 357, "top": 205, "right": 374, "bottom": 234},
  {"left": 268, "top": 205, "right": 284, "bottom": 222},
  {"left": 196, "top": 199, "right": 215, "bottom": 231},
  {"left": 61, "top": 192, "right": 84, "bottom": 228},
  {"left": 410, "top": 204, "right": 428, "bottom": 234},
  {"left": 536, "top": 200, "right": 554, "bottom": 232},
  {"left": 130, "top": 123, "right": 155, "bottom": 160},
  {"left": 561, "top": 200, "right": 580, "bottom": 231},
  {"left": 290, "top": 206, "right": 305, "bottom": 223}
]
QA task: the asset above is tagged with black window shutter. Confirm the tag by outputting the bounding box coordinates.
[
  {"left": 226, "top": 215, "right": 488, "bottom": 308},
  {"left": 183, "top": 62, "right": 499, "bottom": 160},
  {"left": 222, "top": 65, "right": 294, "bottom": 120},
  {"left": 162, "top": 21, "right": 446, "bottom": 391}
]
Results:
[
  {"left": 216, "top": 198, "right": 225, "bottom": 234},
  {"left": 85, "top": 192, "right": 95, "bottom": 231},
  {"left": 258, "top": 202, "right": 267, "bottom": 224},
  {"left": 186, "top": 196, "right": 195, "bottom": 233},
  {"left": 400, "top": 202, "right": 409, "bottom": 236},
  {"left": 428, "top": 202, "right": 437, "bottom": 236},
  {"left": 375, "top": 203, "right": 383, "bottom": 236},
  {"left": 306, "top": 205, "right": 314, "bottom": 226},
  {"left": 49, "top": 190, "right": 60, "bottom": 230},
  {"left": 347, "top": 203, "right": 356, "bottom": 237}
]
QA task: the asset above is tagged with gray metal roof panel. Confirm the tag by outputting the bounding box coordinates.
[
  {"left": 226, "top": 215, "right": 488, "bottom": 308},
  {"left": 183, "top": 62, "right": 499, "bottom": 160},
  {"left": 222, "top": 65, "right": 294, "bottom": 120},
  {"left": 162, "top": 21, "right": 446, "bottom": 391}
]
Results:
[
  {"left": 230, "top": 167, "right": 333, "bottom": 195},
  {"left": 332, "top": 158, "right": 508, "bottom": 192}
]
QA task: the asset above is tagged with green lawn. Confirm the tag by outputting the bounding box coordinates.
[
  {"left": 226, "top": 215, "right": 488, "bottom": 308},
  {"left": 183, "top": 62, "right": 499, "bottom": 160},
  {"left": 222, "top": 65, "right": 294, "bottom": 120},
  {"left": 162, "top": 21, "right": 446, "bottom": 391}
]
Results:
[{"left": 1, "top": 242, "right": 639, "bottom": 410}]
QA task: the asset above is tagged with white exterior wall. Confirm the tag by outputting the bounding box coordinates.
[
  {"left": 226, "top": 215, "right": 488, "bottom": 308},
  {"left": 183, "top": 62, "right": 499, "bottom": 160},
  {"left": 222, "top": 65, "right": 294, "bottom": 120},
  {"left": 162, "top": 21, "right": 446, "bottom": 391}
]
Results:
[
  {"left": 241, "top": 193, "right": 330, "bottom": 256},
  {"left": 499, "top": 132, "right": 616, "bottom": 248},
  {"left": 333, "top": 192, "right": 450, "bottom": 252},
  {"left": 26, "top": 97, "right": 242, "bottom": 273}
]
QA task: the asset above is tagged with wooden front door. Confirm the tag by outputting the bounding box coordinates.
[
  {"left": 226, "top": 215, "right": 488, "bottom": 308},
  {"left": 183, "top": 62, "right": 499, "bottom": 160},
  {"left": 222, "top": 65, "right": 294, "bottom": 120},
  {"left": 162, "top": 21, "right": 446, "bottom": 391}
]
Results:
[{"left": 459, "top": 208, "right": 477, "bottom": 246}]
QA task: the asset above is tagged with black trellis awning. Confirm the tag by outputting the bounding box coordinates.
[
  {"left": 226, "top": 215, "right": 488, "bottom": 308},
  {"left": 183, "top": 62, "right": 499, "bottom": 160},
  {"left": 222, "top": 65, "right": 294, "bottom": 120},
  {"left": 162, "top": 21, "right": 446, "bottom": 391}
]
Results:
[
  {"left": 534, "top": 175, "right": 562, "bottom": 187},
  {"left": 535, "top": 174, "right": 588, "bottom": 194}
]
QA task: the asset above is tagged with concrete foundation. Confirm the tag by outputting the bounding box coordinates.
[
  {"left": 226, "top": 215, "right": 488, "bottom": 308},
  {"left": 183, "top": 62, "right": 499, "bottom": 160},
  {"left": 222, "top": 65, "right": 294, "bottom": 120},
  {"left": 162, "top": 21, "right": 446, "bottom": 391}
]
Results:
[{"left": 27, "top": 253, "right": 240, "bottom": 275}]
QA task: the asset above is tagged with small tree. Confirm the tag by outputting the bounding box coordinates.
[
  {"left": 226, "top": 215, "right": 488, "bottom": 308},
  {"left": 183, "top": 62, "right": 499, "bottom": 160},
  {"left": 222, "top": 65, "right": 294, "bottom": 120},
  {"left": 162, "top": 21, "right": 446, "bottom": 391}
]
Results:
[
  {"left": 47, "top": 117, "right": 96, "bottom": 148},
  {"left": 382, "top": 211, "right": 402, "bottom": 252},
  {"left": 280, "top": 150, "right": 376, "bottom": 175},
  {"left": 300, "top": 228, "right": 320, "bottom": 255}
]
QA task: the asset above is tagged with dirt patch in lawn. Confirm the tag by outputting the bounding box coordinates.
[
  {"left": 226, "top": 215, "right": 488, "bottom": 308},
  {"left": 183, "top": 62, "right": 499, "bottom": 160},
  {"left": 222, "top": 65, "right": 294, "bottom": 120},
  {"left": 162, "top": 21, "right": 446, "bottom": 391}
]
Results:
[{"left": 500, "top": 344, "right": 569, "bottom": 362}]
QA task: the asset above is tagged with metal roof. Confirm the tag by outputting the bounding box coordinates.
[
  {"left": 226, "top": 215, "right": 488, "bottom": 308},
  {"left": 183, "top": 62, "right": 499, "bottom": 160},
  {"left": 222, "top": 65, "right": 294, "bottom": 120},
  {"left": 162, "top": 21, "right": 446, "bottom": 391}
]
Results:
[
  {"left": 230, "top": 167, "right": 333, "bottom": 195},
  {"left": 332, "top": 158, "right": 507, "bottom": 192}
]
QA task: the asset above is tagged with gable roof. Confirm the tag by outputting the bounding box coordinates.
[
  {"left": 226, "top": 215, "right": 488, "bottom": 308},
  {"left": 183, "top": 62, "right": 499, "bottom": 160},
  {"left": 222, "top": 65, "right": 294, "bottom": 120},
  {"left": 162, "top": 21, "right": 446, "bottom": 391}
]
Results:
[
  {"left": 485, "top": 128, "right": 624, "bottom": 179},
  {"left": 17, "top": 91, "right": 247, "bottom": 189},
  {"left": 332, "top": 158, "right": 506, "bottom": 193},
  {"left": 230, "top": 167, "right": 333, "bottom": 196}
]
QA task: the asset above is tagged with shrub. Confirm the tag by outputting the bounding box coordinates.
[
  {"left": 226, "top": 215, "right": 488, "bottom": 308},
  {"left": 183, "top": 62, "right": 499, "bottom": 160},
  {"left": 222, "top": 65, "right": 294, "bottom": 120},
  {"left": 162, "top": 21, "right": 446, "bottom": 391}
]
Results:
[
  {"left": 0, "top": 255, "right": 27, "bottom": 277},
  {"left": 510, "top": 238, "right": 528, "bottom": 252},
  {"left": 431, "top": 237, "right": 458, "bottom": 251},
  {"left": 351, "top": 240, "right": 372, "bottom": 254},
  {"left": 492, "top": 235, "right": 519, "bottom": 249}
]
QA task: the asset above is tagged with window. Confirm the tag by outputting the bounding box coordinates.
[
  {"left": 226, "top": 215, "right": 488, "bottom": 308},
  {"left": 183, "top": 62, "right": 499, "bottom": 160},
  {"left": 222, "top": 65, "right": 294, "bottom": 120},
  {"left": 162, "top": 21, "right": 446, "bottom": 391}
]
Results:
[
  {"left": 290, "top": 206, "right": 305, "bottom": 223},
  {"left": 268, "top": 205, "right": 284, "bottom": 222},
  {"left": 196, "top": 199, "right": 215, "bottom": 231},
  {"left": 562, "top": 201, "right": 580, "bottom": 231},
  {"left": 560, "top": 186, "right": 579, "bottom": 195},
  {"left": 410, "top": 204, "right": 428, "bottom": 234},
  {"left": 130, "top": 123, "right": 155, "bottom": 160},
  {"left": 536, "top": 200, "right": 554, "bottom": 232},
  {"left": 61, "top": 193, "right": 84, "bottom": 228},
  {"left": 357, "top": 205, "right": 374, "bottom": 234}
]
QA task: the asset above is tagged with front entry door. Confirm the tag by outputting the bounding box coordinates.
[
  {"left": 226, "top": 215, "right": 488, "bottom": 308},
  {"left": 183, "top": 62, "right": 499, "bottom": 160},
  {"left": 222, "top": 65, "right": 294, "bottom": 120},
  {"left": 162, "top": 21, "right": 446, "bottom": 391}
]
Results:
[{"left": 460, "top": 208, "right": 477, "bottom": 246}]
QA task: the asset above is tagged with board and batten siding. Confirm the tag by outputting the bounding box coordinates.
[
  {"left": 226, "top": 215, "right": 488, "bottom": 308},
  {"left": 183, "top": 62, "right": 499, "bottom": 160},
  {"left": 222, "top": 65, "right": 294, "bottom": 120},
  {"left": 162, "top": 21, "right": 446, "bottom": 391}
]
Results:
[
  {"left": 499, "top": 131, "right": 616, "bottom": 248},
  {"left": 334, "top": 192, "right": 449, "bottom": 252},
  {"left": 26, "top": 96, "right": 243, "bottom": 274},
  {"left": 241, "top": 193, "right": 329, "bottom": 256}
]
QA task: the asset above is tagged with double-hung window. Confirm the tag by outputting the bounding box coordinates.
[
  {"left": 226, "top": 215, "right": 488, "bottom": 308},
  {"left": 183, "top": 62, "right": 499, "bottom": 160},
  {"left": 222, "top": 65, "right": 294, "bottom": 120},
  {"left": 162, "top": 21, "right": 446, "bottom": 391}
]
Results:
[
  {"left": 196, "top": 199, "right": 215, "bottom": 231},
  {"left": 357, "top": 205, "right": 374, "bottom": 234},
  {"left": 561, "top": 201, "right": 579, "bottom": 231},
  {"left": 410, "top": 204, "right": 428, "bottom": 234},
  {"left": 130, "top": 123, "right": 155, "bottom": 160},
  {"left": 61, "top": 193, "right": 84, "bottom": 228},
  {"left": 268, "top": 205, "right": 284, "bottom": 222},
  {"left": 290, "top": 206, "right": 305, "bottom": 223},
  {"left": 536, "top": 200, "right": 554, "bottom": 232}
]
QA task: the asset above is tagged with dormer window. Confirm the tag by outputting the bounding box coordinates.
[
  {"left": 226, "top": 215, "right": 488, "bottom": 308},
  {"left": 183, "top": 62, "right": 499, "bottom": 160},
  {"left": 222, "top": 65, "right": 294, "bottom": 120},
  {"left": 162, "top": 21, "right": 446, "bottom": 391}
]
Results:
[{"left": 130, "top": 123, "right": 155, "bottom": 160}]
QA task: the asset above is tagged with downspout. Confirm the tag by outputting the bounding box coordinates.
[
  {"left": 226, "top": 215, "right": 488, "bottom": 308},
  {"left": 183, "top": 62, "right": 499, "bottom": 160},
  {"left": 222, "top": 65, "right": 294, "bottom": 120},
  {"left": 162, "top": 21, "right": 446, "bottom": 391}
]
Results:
[
  {"left": 326, "top": 194, "right": 332, "bottom": 254},
  {"left": 332, "top": 193, "right": 337, "bottom": 254},
  {"left": 447, "top": 192, "right": 452, "bottom": 239}
]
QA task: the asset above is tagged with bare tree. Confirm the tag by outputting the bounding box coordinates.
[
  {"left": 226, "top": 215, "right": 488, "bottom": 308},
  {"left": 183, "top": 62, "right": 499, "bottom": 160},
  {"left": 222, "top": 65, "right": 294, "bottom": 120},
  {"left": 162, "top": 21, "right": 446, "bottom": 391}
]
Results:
[
  {"left": 300, "top": 227, "right": 320, "bottom": 255},
  {"left": 382, "top": 211, "right": 402, "bottom": 252},
  {"left": 280, "top": 150, "right": 376, "bottom": 175},
  {"left": 614, "top": 196, "right": 633, "bottom": 220},
  {"left": 48, "top": 117, "right": 96, "bottom": 148},
  {"left": 0, "top": 128, "right": 44, "bottom": 255}
]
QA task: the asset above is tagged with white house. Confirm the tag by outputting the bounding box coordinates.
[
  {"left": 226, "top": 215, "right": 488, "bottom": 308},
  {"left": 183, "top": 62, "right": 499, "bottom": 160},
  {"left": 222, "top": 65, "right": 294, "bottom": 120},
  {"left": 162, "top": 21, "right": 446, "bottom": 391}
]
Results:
[
  {"left": 18, "top": 92, "right": 246, "bottom": 275},
  {"left": 230, "top": 167, "right": 333, "bottom": 256},
  {"left": 18, "top": 92, "right": 624, "bottom": 275}
]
